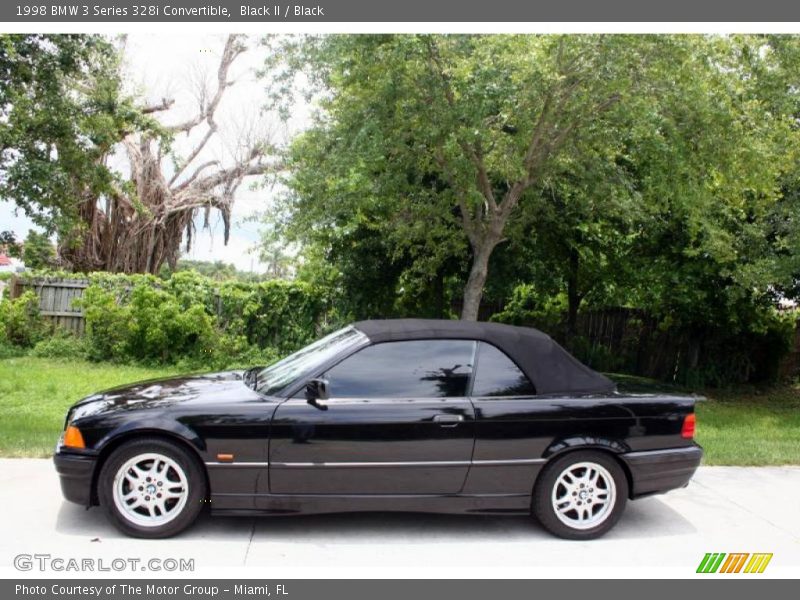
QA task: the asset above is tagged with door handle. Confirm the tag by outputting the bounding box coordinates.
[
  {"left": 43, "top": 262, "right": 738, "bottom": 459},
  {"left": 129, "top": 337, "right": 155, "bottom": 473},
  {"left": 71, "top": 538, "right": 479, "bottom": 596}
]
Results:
[{"left": 433, "top": 414, "right": 464, "bottom": 427}]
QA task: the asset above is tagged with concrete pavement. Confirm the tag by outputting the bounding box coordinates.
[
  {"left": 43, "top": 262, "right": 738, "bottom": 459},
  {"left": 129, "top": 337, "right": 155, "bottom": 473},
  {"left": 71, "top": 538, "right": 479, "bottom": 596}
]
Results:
[{"left": 0, "top": 459, "right": 797, "bottom": 578}]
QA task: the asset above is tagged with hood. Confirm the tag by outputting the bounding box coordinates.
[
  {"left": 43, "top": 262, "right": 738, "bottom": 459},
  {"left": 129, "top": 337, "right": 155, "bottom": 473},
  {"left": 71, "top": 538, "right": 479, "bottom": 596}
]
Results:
[{"left": 69, "top": 370, "right": 264, "bottom": 421}]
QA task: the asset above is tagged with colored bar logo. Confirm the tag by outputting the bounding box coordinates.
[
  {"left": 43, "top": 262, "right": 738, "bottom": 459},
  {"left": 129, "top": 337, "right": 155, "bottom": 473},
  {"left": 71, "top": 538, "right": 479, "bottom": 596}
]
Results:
[{"left": 696, "top": 553, "right": 773, "bottom": 574}]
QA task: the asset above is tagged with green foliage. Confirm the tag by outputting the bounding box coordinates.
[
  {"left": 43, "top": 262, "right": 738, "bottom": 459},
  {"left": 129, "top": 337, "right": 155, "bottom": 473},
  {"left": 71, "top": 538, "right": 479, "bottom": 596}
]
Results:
[
  {"left": 76, "top": 270, "right": 329, "bottom": 367},
  {"left": 160, "top": 259, "right": 270, "bottom": 283},
  {"left": 0, "top": 340, "right": 26, "bottom": 359},
  {"left": 491, "top": 284, "right": 566, "bottom": 331},
  {"left": 0, "top": 35, "right": 152, "bottom": 238},
  {"left": 0, "top": 291, "right": 47, "bottom": 347},
  {"left": 20, "top": 230, "right": 56, "bottom": 270},
  {"left": 79, "top": 277, "right": 213, "bottom": 363},
  {"left": 269, "top": 34, "right": 800, "bottom": 321},
  {"left": 176, "top": 334, "right": 280, "bottom": 373},
  {"left": 492, "top": 282, "right": 798, "bottom": 386},
  {"left": 30, "top": 330, "right": 88, "bottom": 360},
  {"left": 260, "top": 34, "right": 800, "bottom": 383},
  {"left": 129, "top": 285, "right": 214, "bottom": 363},
  {"left": 0, "top": 231, "right": 21, "bottom": 257}
]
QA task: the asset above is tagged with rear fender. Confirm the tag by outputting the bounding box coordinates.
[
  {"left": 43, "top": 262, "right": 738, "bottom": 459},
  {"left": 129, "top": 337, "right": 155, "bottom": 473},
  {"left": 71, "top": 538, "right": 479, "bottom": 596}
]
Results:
[{"left": 543, "top": 436, "right": 631, "bottom": 459}]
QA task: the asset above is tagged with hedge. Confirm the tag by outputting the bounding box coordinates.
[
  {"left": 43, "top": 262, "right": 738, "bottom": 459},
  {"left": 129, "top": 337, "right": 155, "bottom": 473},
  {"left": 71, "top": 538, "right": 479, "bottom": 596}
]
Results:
[{"left": 0, "top": 270, "right": 336, "bottom": 370}]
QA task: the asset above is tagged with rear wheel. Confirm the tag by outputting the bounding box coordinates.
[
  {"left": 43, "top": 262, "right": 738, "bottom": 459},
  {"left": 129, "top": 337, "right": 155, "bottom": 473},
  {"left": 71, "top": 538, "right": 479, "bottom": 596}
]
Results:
[
  {"left": 98, "top": 438, "right": 206, "bottom": 538},
  {"left": 533, "top": 450, "right": 628, "bottom": 540}
]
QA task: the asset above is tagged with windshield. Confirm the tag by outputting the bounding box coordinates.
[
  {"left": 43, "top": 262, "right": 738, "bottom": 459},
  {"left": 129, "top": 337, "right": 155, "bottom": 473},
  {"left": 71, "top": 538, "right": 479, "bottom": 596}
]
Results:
[{"left": 254, "top": 326, "right": 368, "bottom": 396}]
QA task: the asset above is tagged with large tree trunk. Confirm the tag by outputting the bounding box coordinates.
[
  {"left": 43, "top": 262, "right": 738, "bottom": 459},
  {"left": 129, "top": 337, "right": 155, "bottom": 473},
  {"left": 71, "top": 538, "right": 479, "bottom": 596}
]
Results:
[
  {"left": 60, "top": 193, "right": 204, "bottom": 274},
  {"left": 461, "top": 240, "right": 496, "bottom": 321},
  {"left": 566, "top": 247, "right": 582, "bottom": 336}
]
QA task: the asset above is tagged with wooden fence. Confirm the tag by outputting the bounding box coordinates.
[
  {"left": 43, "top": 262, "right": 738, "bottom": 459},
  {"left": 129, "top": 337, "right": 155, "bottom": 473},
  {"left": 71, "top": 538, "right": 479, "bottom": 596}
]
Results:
[{"left": 8, "top": 276, "right": 89, "bottom": 335}]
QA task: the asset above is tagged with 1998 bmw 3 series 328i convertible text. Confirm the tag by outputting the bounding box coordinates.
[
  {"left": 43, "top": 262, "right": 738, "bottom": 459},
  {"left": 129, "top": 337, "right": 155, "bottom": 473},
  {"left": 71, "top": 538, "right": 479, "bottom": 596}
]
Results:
[{"left": 54, "top": 319, "right": 703, "bottom": 540}]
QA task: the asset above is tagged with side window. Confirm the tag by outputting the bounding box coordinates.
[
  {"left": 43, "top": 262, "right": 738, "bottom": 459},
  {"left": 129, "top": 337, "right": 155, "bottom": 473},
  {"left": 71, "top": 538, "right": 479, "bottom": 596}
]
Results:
[
  {"left": 325, "top": 340, "right": 475, "bottom": 398},
  {"left": 471, "top": 342, "right": 536, "bottom": 397}
]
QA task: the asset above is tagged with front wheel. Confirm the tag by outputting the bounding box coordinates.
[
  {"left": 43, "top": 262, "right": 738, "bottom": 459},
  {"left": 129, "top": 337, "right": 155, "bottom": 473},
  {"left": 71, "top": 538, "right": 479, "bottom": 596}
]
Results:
[
  {"left": 98, "top": 438, "right": 206, "bottom": 538},
  {"left": 532, "top": 451, "right": 628, "bottom": 540}
]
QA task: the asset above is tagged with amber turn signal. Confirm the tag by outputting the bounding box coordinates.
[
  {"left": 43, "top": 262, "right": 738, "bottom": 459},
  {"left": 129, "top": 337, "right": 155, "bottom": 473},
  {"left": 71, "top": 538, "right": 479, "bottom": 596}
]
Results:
[{"left": 63, "top": 425, "right": 85, "bottom": 449}]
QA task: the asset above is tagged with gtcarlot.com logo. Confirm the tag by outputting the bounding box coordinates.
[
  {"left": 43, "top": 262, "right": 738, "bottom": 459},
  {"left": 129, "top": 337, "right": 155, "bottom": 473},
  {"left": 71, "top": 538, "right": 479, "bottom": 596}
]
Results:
[
  {"left": 696, "top": 552, "right": 773, "bottom": 574},
  {"left": 14, "top": 553, "right": 194, "bottom": 572}
]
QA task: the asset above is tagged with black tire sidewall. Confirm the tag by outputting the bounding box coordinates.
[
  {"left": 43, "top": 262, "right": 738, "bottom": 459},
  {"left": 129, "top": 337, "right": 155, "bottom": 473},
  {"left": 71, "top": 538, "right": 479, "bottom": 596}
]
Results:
[
  {"left": 533, "top": 450, "right": 628, "bottom": 540},
  {"left": 98, "top": 437, "right": 206, "bottom": 538}
]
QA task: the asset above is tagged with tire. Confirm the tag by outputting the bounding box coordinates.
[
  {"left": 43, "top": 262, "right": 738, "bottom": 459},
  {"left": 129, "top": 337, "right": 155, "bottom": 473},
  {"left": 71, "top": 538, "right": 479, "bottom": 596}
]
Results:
[
  {"left": 532, "top": 450, "right": 628, "bottom": 540},
  {"left": 97, "top": 437, "right": 206, "bottom": 538}
]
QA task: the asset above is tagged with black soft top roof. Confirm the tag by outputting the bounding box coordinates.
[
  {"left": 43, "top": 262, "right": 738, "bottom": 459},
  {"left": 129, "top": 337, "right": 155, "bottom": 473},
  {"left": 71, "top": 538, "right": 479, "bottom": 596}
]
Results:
[{"left": 353, "top": 319, "right": 615, "bottom": 395}]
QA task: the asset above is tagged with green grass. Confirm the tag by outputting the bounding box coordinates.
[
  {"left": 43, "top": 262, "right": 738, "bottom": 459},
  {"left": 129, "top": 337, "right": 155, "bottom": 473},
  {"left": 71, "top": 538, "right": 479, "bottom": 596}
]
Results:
[
  {"left": 0, "top": 358, "right": 798, "bottom": 464},
  {"left": 0, "top": 357, "right": 180, "bottom": 457},
  {"left": 695, "top": 387, "right": 800, "bottom": 465}
]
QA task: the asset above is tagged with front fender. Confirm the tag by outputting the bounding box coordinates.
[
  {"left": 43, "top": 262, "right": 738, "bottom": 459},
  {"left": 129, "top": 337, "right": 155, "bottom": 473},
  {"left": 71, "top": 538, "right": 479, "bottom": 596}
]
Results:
[{"left": 93, "top": 418, "right": 206, "bottom": 456}]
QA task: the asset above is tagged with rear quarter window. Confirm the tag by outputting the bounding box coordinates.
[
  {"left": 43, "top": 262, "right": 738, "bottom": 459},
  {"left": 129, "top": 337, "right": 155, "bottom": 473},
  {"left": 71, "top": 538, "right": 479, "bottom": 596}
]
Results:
[{"left": 471, "top": 342, "right": 536, "bottom": 397}]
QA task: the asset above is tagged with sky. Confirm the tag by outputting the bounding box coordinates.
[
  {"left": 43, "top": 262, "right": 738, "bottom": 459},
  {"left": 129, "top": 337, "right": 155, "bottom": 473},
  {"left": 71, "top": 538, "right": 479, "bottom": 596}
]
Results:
[{"left": 0, "top": 34, "right": 309, "bottom": 272}]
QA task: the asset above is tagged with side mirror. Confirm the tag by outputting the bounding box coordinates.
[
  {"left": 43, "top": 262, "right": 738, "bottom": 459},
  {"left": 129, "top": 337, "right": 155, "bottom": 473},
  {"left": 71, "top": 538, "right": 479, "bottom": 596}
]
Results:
[{"left": 305, "top": 378, "right": 330, "bottom": 409}]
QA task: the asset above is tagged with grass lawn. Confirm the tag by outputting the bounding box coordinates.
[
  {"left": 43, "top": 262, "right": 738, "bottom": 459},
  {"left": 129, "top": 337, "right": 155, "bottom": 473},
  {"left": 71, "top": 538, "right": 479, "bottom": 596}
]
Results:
[
  {"left": 0, "top": 357, "right": 798, "bottom": 464},
  {"left": 696, "top": 387, "right": 800, "bottom": 465},
  {"left": 0, "top": 357, "right": 180, "bottom": 457}
]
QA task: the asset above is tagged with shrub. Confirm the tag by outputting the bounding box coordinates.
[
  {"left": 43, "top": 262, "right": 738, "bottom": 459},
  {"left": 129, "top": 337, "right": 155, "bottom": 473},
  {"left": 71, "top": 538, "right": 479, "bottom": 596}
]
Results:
[
  {"left": 125, "top": 284, "right": 215, "bottom": 363},
  {"left": 80, "top": 281, "right": 214, "bottom": 363},
  {"left": 30, "top": 331, "right": 88, "bottom": 360},
  {"left": 75, "top": 271, "right": 330, "bottom": 368},
  {"left": 0, "top": 291, "right": 47, "bottom": 347},
  {"left": 79, "top": 284, "right": 131, "bottom": 361},
  {"left": 0, "top": 339, "right": 26, "bottom": 359},
  {"left": 177, "top": 334, "right": 280, "bottom": 372}
]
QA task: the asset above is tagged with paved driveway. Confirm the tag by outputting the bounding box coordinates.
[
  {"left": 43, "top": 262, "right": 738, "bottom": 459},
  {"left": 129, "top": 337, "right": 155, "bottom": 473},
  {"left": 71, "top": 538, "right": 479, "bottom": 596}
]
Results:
[{"left": 0, "top": 459, "right": 798, "bottom": 578}]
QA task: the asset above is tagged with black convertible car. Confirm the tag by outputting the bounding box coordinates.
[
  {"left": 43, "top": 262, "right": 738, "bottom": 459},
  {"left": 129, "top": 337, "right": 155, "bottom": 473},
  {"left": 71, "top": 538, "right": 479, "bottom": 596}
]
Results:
[{"left": 54, "top": 319, "right": 702, "bottom": 539}]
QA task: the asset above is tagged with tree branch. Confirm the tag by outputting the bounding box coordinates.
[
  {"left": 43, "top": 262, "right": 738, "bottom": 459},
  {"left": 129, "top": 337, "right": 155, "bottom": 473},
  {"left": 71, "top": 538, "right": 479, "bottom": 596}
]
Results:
[
  {"left": 165, "top": 34, "right": 246, "bottom": 134},
  {"left": 141, "top": 98, "right": 175, "bottom": 114}
]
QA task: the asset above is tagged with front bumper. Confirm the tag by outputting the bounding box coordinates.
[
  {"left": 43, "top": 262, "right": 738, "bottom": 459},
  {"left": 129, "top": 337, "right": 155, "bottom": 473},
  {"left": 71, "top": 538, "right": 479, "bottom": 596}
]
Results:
[
  {"left": 53, "top": 451, "right": 97, "bottom": 506},
  {"left": 621, "top": 444, "right": 703, "bottom": 498}
]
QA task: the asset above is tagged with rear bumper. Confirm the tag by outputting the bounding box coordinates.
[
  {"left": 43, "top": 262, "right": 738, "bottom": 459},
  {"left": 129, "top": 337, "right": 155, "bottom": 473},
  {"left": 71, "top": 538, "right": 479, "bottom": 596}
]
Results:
[
  {"left": 53, "top": 452, "right": 97, "bottom": 506},
  {"left": 621, "top": 444, "right": 703, "bottom": 498}
]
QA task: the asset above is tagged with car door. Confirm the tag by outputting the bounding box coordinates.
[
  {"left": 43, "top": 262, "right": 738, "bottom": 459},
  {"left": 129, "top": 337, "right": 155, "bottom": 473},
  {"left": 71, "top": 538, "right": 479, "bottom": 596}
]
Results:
[{"left": 268, "top": 339, "right": 477, "bottom": 495}]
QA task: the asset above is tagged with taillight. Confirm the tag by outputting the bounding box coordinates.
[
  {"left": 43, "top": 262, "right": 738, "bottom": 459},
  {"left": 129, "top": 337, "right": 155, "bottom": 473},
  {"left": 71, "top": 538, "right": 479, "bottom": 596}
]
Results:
[{"left": 681, "top": 413, "right": 696, "bottom": 439}]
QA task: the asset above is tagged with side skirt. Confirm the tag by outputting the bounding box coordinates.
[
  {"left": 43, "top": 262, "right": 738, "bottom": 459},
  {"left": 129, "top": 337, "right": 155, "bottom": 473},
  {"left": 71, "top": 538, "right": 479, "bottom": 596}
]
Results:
[{"left": 209, "top": 492, "right": 532, "bottom": 516}]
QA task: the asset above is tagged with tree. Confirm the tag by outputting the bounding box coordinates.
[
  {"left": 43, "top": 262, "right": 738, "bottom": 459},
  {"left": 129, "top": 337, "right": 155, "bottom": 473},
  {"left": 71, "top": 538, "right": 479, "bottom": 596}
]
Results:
[
  {"left": 0, "top": 232, "right": 21, "bottom": 258},
  {"left": 257, "top": 222, "right": 295, "bottom": 279},
  {"left": 20, "top": 230, "right": 56, "bottom": 270},
  {"left": 1, "top": 34, "right": 282, "bottom": 274},
  {"left": 0, "top": 34, "right": 145, "bottom": 243},
  {"left": 63, "top": 34, "right": 282, "bottom": 274},
  {"left": 273, "top": 34, "right": 797, "bottom": 320}
]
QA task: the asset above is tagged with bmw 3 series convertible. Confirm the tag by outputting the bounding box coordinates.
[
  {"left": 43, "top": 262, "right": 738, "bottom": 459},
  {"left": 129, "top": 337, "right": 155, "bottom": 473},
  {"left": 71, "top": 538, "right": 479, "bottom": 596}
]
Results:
[{"left": 54, "top": 319, "right": 703, "bottom": 539}]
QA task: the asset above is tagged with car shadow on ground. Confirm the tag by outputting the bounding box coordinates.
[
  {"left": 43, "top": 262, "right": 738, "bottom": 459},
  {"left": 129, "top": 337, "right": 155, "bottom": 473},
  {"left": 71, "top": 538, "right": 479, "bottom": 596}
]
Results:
[{"left": 54, "top": 495, "right": 696, "bottom": 543}]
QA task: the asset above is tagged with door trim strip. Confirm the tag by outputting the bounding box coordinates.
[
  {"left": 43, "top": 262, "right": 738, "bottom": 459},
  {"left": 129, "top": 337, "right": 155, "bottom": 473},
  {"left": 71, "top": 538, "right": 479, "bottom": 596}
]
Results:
[
  {"left": 270, "top": 458, "right": 546, "bottom": 468},
  {"left": 205, "top": 461, "right": 270, "bottom": 467},
  {"left": 204, "top": 458, "right": 546, "bottom": 468}
]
